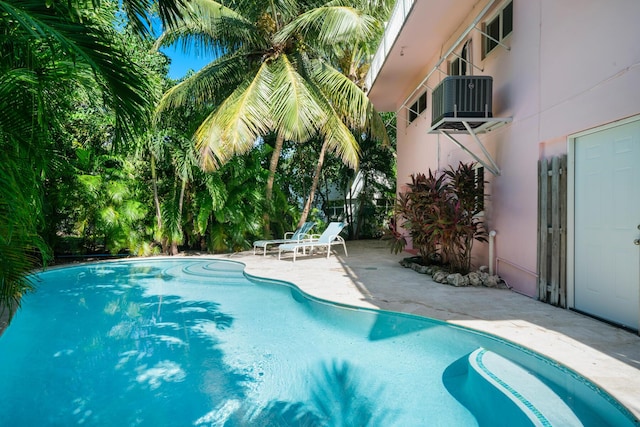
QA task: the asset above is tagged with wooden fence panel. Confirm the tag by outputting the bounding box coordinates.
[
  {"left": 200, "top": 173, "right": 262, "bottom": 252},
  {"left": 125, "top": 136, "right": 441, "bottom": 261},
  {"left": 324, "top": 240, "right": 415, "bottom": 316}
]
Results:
[{"left": 537, "top": 155, "right": 567, "bottom": 307}]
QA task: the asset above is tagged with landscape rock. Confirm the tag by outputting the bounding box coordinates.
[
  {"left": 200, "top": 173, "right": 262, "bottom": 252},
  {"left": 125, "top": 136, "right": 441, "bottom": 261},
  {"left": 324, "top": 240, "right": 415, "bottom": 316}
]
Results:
[
  {"left": 484, "top": 275, "right": 501, "bottom": 288},
  {"left": 411, "top": 263, "right": 430, "bottom": 274},
  {"left": 400, "top": 259, "right": 506, "bottom": 289},
  {"left": 467, "top": 272, "right": 483, "bottom": 286},
  {"left": 432, "top": 271, "right": 448, "bottom": 283},
  {"left": 447, "top": 273, "right": 469, "bottom": 287}
]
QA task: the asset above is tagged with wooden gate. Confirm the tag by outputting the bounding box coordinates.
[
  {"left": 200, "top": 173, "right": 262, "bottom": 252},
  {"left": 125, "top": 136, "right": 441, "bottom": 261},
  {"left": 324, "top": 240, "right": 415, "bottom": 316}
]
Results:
[{"left": 537, "top": 155, "right": 567, "bottom": 307}]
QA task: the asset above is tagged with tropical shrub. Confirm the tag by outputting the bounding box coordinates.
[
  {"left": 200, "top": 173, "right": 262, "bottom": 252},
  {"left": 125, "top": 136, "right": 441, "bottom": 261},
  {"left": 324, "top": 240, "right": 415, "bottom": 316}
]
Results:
[
  {"left": 0, "top": 0, "right": 161, "bottom": 309},
  {"left": 389, "top": 162, "right": 487, "bottom": 274}
]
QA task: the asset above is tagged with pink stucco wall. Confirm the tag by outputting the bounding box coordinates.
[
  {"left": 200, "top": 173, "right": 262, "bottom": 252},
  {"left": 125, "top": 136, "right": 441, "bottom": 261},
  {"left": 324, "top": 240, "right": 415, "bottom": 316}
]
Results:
[{"left": 386, "top": 0, "right": 640, "bottom": 296}]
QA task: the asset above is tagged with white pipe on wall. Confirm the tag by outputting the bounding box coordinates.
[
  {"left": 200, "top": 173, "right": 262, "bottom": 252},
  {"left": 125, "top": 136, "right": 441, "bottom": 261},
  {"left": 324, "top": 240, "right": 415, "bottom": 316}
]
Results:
[{"left": 489, "top": 230, "right": 497, "bottom": 276}]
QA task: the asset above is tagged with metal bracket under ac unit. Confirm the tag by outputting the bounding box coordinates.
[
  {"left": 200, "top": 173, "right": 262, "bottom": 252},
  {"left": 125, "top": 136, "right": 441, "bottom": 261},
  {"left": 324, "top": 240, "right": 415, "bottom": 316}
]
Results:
[{"left": 428, "top": 117, "right": 512, "bottom": 176}]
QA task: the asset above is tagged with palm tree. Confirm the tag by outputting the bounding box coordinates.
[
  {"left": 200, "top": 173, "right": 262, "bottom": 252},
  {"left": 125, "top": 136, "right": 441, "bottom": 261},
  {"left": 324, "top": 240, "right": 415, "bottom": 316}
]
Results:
[
  {"left": 0, "top": 0, "right": 160, "bottom": 311},
  {"left": 155, "top": 0, "right": 390, "bottom": 233},
  {"left": 296, "top": 1, "right": 393, "bottom": 227},
  {"left": 160, "top": 132, "right": 199, "bottom": 254}
]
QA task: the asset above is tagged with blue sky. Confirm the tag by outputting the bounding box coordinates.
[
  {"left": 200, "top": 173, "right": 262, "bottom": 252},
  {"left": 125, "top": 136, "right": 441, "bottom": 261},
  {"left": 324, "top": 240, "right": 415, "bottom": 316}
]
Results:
[
  {"left": 161, "top": 45, "right": 217, "bottom": 80},
  {"left": 150, "top": 16, "right": 217, "bottom": 80}
]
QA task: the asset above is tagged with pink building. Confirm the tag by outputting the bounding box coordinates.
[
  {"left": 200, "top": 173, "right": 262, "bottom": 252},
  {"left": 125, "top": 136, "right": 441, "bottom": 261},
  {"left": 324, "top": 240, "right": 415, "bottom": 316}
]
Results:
[{"left": 366, "top": 0, "right": 640, "bottom": 330}]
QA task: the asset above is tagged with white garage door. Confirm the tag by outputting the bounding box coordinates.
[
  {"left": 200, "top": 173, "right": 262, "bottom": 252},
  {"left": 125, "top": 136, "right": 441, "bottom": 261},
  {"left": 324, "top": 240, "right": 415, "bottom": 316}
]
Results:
[{"left": 574, "top": 119, "right": 640, "bottom": 330}]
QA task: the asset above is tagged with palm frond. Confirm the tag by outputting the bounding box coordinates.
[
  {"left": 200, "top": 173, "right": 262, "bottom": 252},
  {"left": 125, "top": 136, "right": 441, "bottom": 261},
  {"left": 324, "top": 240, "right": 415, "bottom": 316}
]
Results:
[
  {"left": 155, "top": 0, "right": 263, "bottom": 53},
  {"left": 1, "top": 0, "right": 152, "bottom": 138},
  {"left": 161, "top": 194, "right": 183, "bottom": 243},
  {"left": 0, "top": 69, "right": 40, "bottom": 148},
  {"left": 119, "top": 0, "right": 153, "bottom": 35},
  {"left": 0, "top": 150, "right": 48, "bottom": 312},
  {"left": 276, "top": 4, "right": 378, "bottom": 46},
  {"left": 269, "top": 54, "right": 325, "bottom": 142},
  {"left": 169, "top": 135, "right": 197, "bottom": 182},
  {"left": 320, "top": 111, "right": 360, "bottom": 169},
  {"left": 309, "top": 58, "right": 390, "bottom": 145},
  {"left": 194, "top": 61, "right": 274, "bottom": 170},
  {"left": 155, "top": 52, "right": 251, "bottom": 115},
  {"left": 324, "top": 0, "right": 394, "bottom": 20}
]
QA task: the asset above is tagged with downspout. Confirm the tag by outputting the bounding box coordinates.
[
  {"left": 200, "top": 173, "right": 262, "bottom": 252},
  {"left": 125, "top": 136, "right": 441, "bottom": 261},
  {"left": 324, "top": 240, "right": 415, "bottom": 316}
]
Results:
[{"left": 489, "top": 230, "right": 497, "bottom": 276}]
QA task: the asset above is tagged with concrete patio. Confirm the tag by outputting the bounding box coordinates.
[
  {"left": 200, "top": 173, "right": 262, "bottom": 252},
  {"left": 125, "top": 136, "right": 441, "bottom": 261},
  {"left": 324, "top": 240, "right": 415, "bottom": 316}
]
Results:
[{"left": 217, "top": 239, "right": 640, "bottom": 421}]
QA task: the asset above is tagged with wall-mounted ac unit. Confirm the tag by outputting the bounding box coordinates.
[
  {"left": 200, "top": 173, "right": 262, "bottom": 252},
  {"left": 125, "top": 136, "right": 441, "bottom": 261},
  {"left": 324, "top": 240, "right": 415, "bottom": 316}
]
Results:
[{"left": 431, "top": 76, "right": 493, "bottom": 128}]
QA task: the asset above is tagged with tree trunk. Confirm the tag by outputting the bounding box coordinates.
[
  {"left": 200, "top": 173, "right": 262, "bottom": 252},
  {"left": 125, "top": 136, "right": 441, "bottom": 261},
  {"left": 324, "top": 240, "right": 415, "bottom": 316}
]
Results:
[
  {"left": 298, "top": 140, "right": 328, "bottom": 228},
  {"left": 264, "top": 132, "right": 284, "bottom": 235},
  {"left": 151, "top": 155, "right": 162, "bottom": 230},
  {"left": 169, "top": 179, "right": 187, "bottom": 256},
  {"left": 169, "top": 241, "right": 178, "bottom": 255},
  {"left": 347, "top": 183, "right": 354, "bottom": 238},
  {"left": 354, "top": 175, "right": 369, "bottom": 240},
  {"left": 150, "top": 155, "right": 168, "bottom": 253},
  {"left": 178, "top": 178, "right": 186, "bottom": 217}
]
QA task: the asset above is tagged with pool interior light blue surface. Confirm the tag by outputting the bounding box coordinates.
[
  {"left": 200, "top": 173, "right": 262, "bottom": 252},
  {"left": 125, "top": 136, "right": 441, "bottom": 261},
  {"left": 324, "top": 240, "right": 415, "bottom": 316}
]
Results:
[{"left": 0, "top": 259, "right": 637, "bottom": 426}]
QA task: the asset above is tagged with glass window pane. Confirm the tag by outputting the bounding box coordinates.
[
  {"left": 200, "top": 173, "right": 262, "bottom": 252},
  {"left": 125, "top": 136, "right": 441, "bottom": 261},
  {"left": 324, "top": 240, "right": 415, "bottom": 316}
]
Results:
[
  {"left": 450, "top": 58, "right": 460, "bottom": 76},
  {"left": 460, "top": 42, "right": 469, "bottom": 75},
  {"left": 409, "top": 101, "right": 418, "bottom": 123},
  {"left": 485, "top": 18, "right": 500, "bottom": 54},
  {"left": 418, "top": 93, "right": 427, "bottom": 113},
  {"left": 503, "top": 1, "right": 513, "bottom": 37}
]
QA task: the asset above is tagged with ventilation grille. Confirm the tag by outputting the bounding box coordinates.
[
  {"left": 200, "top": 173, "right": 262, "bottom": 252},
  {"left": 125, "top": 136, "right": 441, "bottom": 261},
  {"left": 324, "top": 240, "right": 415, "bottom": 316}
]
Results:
[{"left": 431, "top": 76, "right": 493, "bottom": 127}]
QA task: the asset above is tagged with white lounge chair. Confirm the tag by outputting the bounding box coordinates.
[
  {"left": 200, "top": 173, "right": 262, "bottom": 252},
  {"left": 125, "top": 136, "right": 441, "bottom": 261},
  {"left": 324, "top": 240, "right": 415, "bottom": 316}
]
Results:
[
  {"left": 252, "top": 222, "right": 315, "bottom": 256},
  {"left": 278, "top": 222, "right": 348, "bottom": 262}
]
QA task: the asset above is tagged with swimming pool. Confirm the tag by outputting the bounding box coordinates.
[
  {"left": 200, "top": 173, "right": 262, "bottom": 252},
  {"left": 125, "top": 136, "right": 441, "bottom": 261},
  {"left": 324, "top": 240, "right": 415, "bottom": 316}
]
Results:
[{"left": 0, "top": 258, "right": 636, "bottom": 426}]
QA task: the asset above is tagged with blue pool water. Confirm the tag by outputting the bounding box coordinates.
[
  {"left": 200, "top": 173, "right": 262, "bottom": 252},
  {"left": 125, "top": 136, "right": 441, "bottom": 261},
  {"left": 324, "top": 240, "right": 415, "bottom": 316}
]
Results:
[{"left": 0, "top": 259, "right": 636, "bottom": 426}]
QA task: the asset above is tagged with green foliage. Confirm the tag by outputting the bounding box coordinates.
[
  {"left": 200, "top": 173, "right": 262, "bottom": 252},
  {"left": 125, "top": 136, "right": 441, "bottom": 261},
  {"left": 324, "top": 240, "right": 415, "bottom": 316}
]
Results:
[
  {"left": 344, "top": 113, "right": 396, "bottom": 239},
  {"left": 278, "top": 112, "right": 396, "bottom": 239},
  {"left": 0, "top": 0, "right": 398, "bottom": 316},
  {"left": 0, "top": 0, "right": 166, "bottom": 308},
  {"left": 144, "top": 83, "right": 273, "bottom": 253},
  {"left": 190, "top": 150, "right": 268, "bottom": 253},
  {"left": 71, "top": 154, "right": 151, "bottom": 254},
  {"left": 38, "top": 19, "right": 169, "bottom": 256},
  {"left": 0, "top": 150, "right": 50, "bottom": 312},
  {"left": 155, "top": 0, "right": 394, "bottom": 234},
  {"left": 391, "top": 162, "right": 487, "bottom": 274}
]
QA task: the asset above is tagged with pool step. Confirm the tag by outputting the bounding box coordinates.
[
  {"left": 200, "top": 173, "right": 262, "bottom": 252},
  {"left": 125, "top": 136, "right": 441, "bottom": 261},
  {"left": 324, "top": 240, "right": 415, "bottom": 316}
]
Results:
[
  {"left": 180, "top": 260, "right": 249, "bottom": 285},
  {"left": 444, "top": 348, "right": 584, "bottom": 427},
  {"left": 468, "top": 348, "right": 583, "bottom": 426}
]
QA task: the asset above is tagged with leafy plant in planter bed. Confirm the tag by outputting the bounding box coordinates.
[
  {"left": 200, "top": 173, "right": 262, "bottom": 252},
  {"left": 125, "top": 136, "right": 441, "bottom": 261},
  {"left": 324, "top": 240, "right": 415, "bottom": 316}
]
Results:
[{"left": 387, "top": 162, "right": 487, "bottom": 274}]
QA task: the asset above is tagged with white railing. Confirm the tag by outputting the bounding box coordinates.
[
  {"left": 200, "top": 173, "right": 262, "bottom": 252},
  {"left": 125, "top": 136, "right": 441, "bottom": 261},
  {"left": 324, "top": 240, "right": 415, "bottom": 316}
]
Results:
[{"left": 365, "top": 0, "right": 415, "bottom": 92}]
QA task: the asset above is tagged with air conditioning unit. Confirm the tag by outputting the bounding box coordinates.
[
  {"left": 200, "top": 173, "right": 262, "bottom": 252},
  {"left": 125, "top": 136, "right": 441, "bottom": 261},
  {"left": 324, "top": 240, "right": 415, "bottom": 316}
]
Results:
[{"left": 431, "top": 76, "right": 493, "bottom": 128}]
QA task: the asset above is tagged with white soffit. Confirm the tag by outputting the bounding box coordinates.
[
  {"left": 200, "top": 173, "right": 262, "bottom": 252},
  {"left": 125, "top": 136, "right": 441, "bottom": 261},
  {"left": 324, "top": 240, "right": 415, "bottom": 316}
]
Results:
[{"left": 367, "top": 0, "right": 483, "bottom": 112}]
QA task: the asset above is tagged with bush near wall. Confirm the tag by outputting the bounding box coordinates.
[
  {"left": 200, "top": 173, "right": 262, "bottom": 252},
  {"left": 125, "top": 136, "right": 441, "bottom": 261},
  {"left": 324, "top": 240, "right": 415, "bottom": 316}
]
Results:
[{"left": 387, "top": 162, "right": 487, "bottom": 274}]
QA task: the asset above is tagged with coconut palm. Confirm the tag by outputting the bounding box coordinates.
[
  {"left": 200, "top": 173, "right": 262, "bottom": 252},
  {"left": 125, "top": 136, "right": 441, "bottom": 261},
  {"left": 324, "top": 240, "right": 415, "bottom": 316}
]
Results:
[
  {"left": 155, "top": 0, "right": 390, "bottom": 233},
  {"left": 296, "top": 1, "right": 393, "bottom": 227}
]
